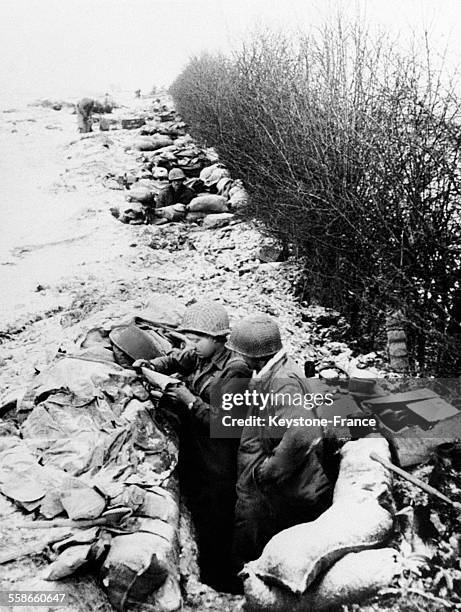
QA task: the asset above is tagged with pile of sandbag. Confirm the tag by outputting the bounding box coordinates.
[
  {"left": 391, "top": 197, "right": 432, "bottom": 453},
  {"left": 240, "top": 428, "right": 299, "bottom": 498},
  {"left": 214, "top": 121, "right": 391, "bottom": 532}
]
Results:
[
  {"left": 139, "top": 120, "right": 186, "bottom": 139},
  {"left": 142, "top": 139, "right": 213, "bottom": 177},
  {"left": 0, "top": 296, "right": 189, "bottom": 611},
  {"left": 109, "top": 105, "right": 250, "bottom": 226},
  {"left": 116, "top": 178, "right": 167, "bottom": 224},
  {"left": 228, "top": 179, "right": 249, "bottom": 211},
  {"left": 242, "top": 437, "right": 402, "bottom": 611}
]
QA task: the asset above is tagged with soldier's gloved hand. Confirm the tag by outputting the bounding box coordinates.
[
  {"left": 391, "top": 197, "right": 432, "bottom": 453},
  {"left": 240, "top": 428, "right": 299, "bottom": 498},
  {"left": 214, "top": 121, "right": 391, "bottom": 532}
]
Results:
[
  {"left": 164, "top": 384, "right": 196, "bottom": 408},
  {"left": 132, "top": 359, "right": 153, "bottom": 371}
]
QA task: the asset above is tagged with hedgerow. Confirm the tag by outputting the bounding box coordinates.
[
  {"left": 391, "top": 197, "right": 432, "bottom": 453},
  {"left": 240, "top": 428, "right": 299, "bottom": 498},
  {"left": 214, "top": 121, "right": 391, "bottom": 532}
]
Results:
[{"left": 170, "top": 24, "right": 461, "bottom": 375}]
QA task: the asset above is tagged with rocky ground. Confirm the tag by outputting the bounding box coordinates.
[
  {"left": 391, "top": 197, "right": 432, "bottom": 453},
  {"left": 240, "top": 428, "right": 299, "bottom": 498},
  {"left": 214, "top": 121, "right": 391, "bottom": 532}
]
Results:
[{"left": 0, "top": 97, "right": 459, "bottom": 611}]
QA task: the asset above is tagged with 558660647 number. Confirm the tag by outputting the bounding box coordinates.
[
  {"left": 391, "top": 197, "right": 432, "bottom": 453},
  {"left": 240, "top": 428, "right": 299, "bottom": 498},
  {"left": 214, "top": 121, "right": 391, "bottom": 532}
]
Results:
[{"left": 0, "top": 591, "right": 68, "bottom": 607}]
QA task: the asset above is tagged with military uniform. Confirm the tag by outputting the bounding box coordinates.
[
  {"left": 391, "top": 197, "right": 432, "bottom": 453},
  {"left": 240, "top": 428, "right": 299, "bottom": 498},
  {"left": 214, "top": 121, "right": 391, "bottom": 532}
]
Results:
[
  {"left": 76, "top": 98, "right": 95, "bottom": 133},
  {"left": 155, "top": 184, "right": 195, "bottom": 209},
  {"left": 151, "top": 345, "right": 251, "bottom": 592},
  {"left": 233, "top": 350, "right": 332, "bottom": 573}
]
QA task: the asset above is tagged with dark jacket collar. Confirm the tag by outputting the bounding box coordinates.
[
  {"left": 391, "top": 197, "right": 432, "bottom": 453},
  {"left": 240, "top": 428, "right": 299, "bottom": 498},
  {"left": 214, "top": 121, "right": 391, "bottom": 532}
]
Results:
[{"left": 210, "top": 344, "right": 230, "bottom": 369}]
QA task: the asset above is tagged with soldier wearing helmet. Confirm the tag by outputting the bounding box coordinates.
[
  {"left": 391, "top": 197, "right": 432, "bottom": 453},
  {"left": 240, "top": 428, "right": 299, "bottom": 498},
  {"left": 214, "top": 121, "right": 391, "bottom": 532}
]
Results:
[
  {"left": 227, "top": 314, "right": 332, "bottom": 578},
  {"left": 136, "top": 301, "right": 251, "bottom": 593},
  {"left": 76, "top": 97, "right": 95, "bottom": 133},
  {"left": 155, "top": 167, "right": 195, "bottom": 210}
]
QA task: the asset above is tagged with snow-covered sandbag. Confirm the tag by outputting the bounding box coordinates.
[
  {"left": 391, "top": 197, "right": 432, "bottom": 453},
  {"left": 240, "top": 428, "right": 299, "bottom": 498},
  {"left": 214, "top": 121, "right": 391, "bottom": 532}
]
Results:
[
  {"left": 188, "top": 195, "right": 228, "bottom": 213},
  {"left": 137, "top": 294, "right": 186, "bottom": 328},
  {"left": 44, "top": 545, "right": 92, "bottom": 581},
  {"left": 229, "top": 188, "right": 249, "bottom": 210},
  {"left": 244, "top": 437, "right": 394, "bottom": 595},
  {"left": 60, "top": 486, "right": 105, "bottom": 520},
  {"left": 216, "top": 177, "right": 233, "bottom": 197},
  {"left": 199, "top": 164, "right": 218, "bottom": 184},
  {"left": 121, "top": 201, "right": 144, "bottom": 216},
  {"left": 151, "top": 135, "right": 174, "bottom": 149},
  {"left": 185, "top": 211, "right": 207, "bottom": 222},
  {"left": 152, "top": 167, "right": 168, "bottom": 180},
  {"left": 126, "top": 186, "right": 156, "bottom": 204},
  {"left": 202, "top": 213, "right": 235, "bottom": 229},
  {"left": 157, "top": 204, "right": 186, "bottom": 222},
  {"left": 333, "top": 437, "right": 393, "bottom": 505},
  {"left": 243, "top": 548, "right": 401, "bottom": 612},
  {"left": 133, "top": 138, "right": 158, "bottom": 152},
  {"left": 199, "top": 164, "right": 230, "bottom": 187},
  {"left": 133, "top": 135, "right": 173, "bottom": 152},
  {"left": 245, "top": 500, "right": 393, "bottom": 594},
  {"left": 100, "top": 515, "right": 179, "bottom": 610}
]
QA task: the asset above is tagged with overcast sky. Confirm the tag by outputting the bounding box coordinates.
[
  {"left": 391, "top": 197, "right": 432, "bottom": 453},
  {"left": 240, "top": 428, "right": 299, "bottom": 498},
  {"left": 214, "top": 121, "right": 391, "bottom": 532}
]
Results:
[{"left": 0, "top": 0, "right": 460, "bottom": 99}]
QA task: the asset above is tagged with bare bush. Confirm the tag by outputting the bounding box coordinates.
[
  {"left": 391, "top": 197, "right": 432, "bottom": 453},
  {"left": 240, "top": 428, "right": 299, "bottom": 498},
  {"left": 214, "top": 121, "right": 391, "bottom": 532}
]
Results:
[{"left": 170, "top": 23, "right": 461, "bottom": 375}]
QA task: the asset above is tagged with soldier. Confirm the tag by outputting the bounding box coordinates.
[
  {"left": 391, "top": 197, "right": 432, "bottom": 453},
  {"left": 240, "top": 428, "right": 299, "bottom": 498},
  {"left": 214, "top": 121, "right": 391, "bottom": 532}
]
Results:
[
  {"left": 76, "top": 97, "right": 95, "bottom": 133},
  {"left": 137, "top": 301, "right": 251, "bottom": 592},
  {"left": 155, "top": 168, "right": 195, "bottom": 209},
  {"left": 227, "top": 314, "right": 332, "bottom": 577}
]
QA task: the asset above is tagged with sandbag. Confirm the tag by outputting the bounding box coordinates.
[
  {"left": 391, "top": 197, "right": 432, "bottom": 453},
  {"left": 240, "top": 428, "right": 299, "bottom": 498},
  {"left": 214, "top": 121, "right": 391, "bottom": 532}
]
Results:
[
  {"left": 199, "top": 163, "right": 230, "bottom": 187},
  {"left": 333, "top": 437, "right": 393, "bottom": 506},
  {"left": 60, "top": 487, "right": 105, "bottom": 520},
  {"left": 122, "top": 118, "right": 146, "bottom": 130},
  {"left": 157, "top": 126, "right": 180, "bottom": 138},
  {"left": 101, "top": 515, "right": 179, "bottom": 611},
  {"left": 229, "top": 187, "right": 249, "bottom": 211},
  {"left": 243, "top": 548, "right": 401, "bottom": 612},
  {"left": 186, "top": 211, "right": 207, "bottom": 222},
  {"left": 151, "top": 134, "right": 174, "bottom": 149},
  {"left": 139, "top": 488, "right": 179, "bottom": 525},
  {"left": 202, "top": 213, "right": 235, "bottom": 229},
  {"left": 133, "top": 135, "right": 173, "bottom": 152},
  {"left": 244, "top": 438, "right": 394, "bottom": 595},
  {"left": 121, "top": 202, "right": 144, "bottom": 219},
  {"left": 152, "top": 166, "right": 168, "bottom": 180},
  {"left": 216, "top": 177, "right": 233, "bottom": 197},
  {"left": 136, "top": 178, "right": 158, "bottom": 189},
  {"left": 146, "top": 575, "right": 182, "bottom": 612},
  {"left": 245, "top": 500, "right": 393, "bottom": 594},
  {"left": 44, "top": 545, "right": 91, "bottom": 581},
  {"left": 126, "top": 186, "right": 156, "bottom": 204},
  {"left": 139, "top": 125, "right": 157, "bottom": 136},
  {"left": 157, "top": 203, "right": 187, "bottom": 222},
  {"left": 134, "top": 138, "right": 158, "bottom": 152},
  {"left": 188, "top": 195, "right": 228, "bottom": 213},
  {"left": 137, "top": 293, "right": 186, "bottom": 328}
]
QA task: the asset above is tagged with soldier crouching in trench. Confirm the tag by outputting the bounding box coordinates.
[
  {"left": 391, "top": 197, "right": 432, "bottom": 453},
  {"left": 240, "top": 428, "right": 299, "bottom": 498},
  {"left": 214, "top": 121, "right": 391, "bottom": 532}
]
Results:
[
  {"left": 227, "top": 314, "right": 334, "bottom": 581},
  {"left": 135, "top": 301, "right": 251, "bottom": 593}
]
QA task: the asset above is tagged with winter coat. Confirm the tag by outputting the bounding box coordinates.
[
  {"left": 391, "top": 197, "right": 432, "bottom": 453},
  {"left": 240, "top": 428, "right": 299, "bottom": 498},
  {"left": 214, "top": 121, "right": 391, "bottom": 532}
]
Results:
[
  {"left": 233, "top": 350, "right": 332, "bottom": 571},
  {"left": 155, "top": 184, "right": 195, "bottom": 209},
  {"left": 76, "top": 98, "right": 95, "bottom": 133},
  {"left": 76, "top": 97, "right": 95, "bottom": 118}
]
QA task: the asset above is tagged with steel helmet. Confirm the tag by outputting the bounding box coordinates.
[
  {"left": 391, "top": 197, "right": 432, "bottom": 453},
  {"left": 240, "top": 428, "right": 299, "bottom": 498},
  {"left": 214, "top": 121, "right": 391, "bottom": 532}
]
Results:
[
  {"left": 168, "top": 168, "right": 186, "bottom": 181},
  {"left": 226, "top": 314, "right": 282, "bottom": 357},
  {"left": 178, "top": 301, "right": 230, "bottom": 337}
]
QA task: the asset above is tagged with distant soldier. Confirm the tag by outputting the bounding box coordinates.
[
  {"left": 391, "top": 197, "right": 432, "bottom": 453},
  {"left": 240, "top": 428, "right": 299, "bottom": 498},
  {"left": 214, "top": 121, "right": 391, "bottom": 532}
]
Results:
[
  {"left": 134, "top": 88, "right": 141, "bottom": 98},
  {"left": 76, "top": 97, "right": 95, "bottom": 133},
  {"left": 103, "top": 93, "right": 114, "bottom": 113}
]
